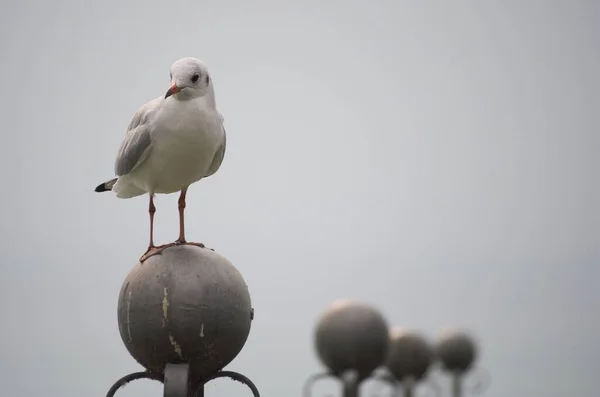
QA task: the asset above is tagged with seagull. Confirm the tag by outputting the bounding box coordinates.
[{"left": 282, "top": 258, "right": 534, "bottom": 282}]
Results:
[{"left": 95, "top": 57, "right": 226, "bottom": 262}]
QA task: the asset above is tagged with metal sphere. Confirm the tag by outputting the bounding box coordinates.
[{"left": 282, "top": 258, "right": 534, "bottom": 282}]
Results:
[
  {"left": 314, "top": 299, "right": 390, "bottom": 379},
  {"left": 435, "top": 329, "right": 477, "bottom": 373},
  {"left": 385, "top": 328, "right": 434, "bottom": 381},
  {"left": 116, "top": 245, "right": 253, "bottom": 379}
]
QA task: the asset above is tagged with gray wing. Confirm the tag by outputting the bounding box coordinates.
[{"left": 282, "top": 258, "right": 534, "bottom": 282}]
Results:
[
  {"left": 205, "top": 124, "right": 227, "bottom": 178},
  {"left": 113, "top": 98, "right": 160, "bottom": 176}
]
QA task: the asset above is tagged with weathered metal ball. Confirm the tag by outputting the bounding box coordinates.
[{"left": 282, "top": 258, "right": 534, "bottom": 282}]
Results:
[
  {"left": 435, "top": 329, "right": 477, "bottom": 373},
  {"left": 116, "top": 245, "right": 253, "bottom": 379},
  {"left": 314, "top": 299, "right": 389, "bottom": 379},
  {"left": 385, "top": 328, "right": 434, "bottom": 381}
]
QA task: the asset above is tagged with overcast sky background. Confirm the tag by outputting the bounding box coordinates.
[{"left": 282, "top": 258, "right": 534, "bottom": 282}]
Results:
[{"left": 0, "top": 1, "right": 598, "bottom": 396}]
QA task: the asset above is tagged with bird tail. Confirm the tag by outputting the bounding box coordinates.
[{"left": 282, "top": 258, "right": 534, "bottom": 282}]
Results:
[{"left": 95, "top": 178, "right": 118, "bottom": 193}]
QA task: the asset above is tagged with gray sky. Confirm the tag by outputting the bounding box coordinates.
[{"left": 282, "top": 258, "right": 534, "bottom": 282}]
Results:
[{"left": 0, "top": 0, "right": 598, "bottom": 396}]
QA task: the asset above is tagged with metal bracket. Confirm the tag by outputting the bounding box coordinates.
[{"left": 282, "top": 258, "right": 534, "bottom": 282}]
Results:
[
  {"left": 303, "top": 370, "right": 393, "bottom": 397},
  {"left": 164, "top": 363, "right": 190, "bottom": 397},
  {"left": 303, "top": 372, "right": 335, "bottom": 397},
  {"left": 197, "top": 370, "right": 261, "bottom": 397},
  {"left": 106, "top": 364, "right": 260, "bottom": 397},
  {"left": 106, "top": 371, "right": 164, "bottom": 397}
]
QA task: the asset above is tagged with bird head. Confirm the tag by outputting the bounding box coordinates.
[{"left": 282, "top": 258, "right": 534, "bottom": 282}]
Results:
[{"left": 165, "top": 57, "right": 212, "bottom": 100}]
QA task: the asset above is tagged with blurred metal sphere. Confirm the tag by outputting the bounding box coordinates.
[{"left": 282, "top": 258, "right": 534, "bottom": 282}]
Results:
[
  {"left": 385, "top": 327, "right": 434, "bottom": 381},
  {"left": 314, "top": 299, "right": 390, "bottom": 379},
  {"left": 116, "top": 245, "right": 253, "bottom": 379},
  {"left": 435, "top": 329, "right": 477, "bottom": 373}
]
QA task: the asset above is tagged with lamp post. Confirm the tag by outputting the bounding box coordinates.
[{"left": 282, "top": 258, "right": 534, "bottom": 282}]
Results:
[
  {"left": 304, "top": 301, "right": 490, "bottom": 397},
  {"left": 105, "top": 244, "right": 259, "bottom": 397},
  {"left": 382, "top": 328, "right": 435, "bottom": 397},
  {"left": 304, "top": 299, "right": 390, "bottom": 397},
  {"left": 435, "top": 330, "right": 489, "bottom": 397}
]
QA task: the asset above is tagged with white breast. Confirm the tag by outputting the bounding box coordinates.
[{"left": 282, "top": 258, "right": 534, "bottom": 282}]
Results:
[{"left": 129, "top": 99, "right": 224, "bottom": 195}]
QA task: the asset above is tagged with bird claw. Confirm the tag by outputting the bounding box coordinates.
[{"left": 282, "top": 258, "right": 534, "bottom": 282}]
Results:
[
  {"left": 139, "top": 242, "right": 212, "bottom": 263},
  {"left": 139, "top": 243, "right": 179, "bottom": 262},
  {"left": 139, "top": 246, "right": 165, "bottom": 263}
]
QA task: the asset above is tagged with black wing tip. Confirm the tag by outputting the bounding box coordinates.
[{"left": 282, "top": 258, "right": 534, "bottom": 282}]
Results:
[{"left": 95, "top": 182, "right": 108, "bottom": 192}]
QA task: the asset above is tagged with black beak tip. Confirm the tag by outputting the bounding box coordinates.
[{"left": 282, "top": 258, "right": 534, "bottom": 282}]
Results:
[{"left": 165, "top": 90, "right": 172, "bottom": 99}]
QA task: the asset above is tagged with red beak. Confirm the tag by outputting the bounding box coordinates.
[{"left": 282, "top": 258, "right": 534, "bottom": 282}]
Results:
[{"left": 165, "top": 84, "right": 181, "bottom": 98}]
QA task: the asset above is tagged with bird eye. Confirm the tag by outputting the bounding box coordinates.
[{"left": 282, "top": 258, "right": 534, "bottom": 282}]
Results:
[{"left": 191, "top": 74, "right": 200, "bottom": 83}]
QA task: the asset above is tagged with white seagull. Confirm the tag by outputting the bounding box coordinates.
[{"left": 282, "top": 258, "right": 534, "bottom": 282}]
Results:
[{"left": 95, "top": 57, "right": 226, "bottom": 262}]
